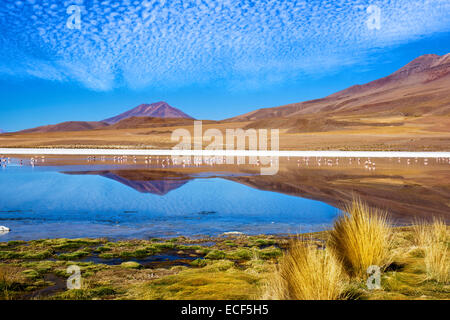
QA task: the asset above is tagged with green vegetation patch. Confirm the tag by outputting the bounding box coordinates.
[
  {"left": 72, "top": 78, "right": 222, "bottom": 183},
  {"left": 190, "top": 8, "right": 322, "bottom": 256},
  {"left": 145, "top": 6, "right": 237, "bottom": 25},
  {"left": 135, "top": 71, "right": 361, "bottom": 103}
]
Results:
[
  {"left": 120, "top": 261, "right": 142, "bottom": 269},
  {"left": 57, "top": 250, "right": 91, "bottom": 261}
]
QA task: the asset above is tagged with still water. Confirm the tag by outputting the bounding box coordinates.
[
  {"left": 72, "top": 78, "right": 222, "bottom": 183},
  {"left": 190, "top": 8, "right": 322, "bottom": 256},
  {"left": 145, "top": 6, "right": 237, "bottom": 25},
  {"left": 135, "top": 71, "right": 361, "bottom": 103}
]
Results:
[{"left": 0, "top": 156, "right": 449, "bottom": 240}]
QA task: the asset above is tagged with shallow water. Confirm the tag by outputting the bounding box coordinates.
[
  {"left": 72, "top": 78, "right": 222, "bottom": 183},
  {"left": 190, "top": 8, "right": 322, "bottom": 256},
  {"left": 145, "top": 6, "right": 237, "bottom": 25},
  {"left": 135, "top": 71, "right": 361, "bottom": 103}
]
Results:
[{"left": 0, "top": 156, "right": 449, "bottom": 240}]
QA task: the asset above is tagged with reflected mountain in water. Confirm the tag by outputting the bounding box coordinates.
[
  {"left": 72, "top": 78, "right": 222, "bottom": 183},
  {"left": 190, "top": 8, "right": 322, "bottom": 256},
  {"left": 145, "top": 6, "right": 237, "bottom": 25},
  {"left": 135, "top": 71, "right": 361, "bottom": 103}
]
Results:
[
  {"left": 63, "top": 170, "right": 190, "bottom": 195},
  {"left": 63, "top": 162, "right": 450, "bottom": 224},
  {"left": 227, "top": 171, "right": 450, "bottom": 224}
]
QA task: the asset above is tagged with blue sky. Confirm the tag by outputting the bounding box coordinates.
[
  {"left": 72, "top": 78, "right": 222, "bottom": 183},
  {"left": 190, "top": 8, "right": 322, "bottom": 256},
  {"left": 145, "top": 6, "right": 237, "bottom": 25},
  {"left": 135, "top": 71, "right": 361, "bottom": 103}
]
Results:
[{"left": 0, "top": 0, "right": 450, "bottom": 131}]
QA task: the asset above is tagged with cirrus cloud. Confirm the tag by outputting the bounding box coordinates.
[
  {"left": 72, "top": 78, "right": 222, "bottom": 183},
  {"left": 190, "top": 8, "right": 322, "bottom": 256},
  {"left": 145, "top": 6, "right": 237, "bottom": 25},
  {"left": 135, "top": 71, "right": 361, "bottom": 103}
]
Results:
[{"left": 0, "top": 0, "right": 449, "bottom": 91}]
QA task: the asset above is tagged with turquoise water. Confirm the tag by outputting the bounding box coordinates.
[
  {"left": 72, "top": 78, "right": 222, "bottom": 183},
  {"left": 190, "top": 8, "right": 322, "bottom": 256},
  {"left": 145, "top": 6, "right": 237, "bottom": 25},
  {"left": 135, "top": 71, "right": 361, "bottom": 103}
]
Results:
[{"left": 0, "top": 165, "right": 338, "bottom": 240}]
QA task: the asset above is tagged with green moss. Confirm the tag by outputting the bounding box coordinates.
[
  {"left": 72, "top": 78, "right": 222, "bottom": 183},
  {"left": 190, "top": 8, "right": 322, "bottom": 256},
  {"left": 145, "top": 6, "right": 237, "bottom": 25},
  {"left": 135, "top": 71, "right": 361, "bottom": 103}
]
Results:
[
  {"left": 204, "top": 260, "right": 235, "bottom": 272},
  {"left": 176, "top": 245, "right": 203, "bottom": 251},
  {"left": 119, "top": 247, "right": 158, "bottom": 259},
  {"left": 57, "top": 250, "right": 90, "bottom": 261},
  {"left": 21, "top": 261, "right": 59, "bottom": 274},
  {"left": 226, "top": 249, "right": 253, "bottom": 260},
  {"left": 152, "top": 242, "right": 176, "bottom": 250},
  {"left": 0, "top": 251, "right": 20, "bottom": 259},
  {"left": 7, "top": 240, "right": 26, "bottom": 247},
  {"left": 91, "top": 286, "right": 117, "bottom": 297},
  {"left": 23, "top": 250, "right": 54, "bottom": 260},
  {"left": 54, "top": 286, "right": 117, "bottom": 300},
  {"left": 205, "top": 250, "right": 226, "bottom": 260},
  {"left": 94, "top": 246, "right": 112, "bottom": 253},
  {"left": 0, "top": 249, "right": 54, "bottom": 260},
  {"left": 224, "top": 241, "right": 238, "bottom": 247},
  {"left": 251, "top": 239, "right": 276, "bottom": 247},
  {"left": 120, "top": 250, "right": 145, "bottom": 259},
  {"left": 120, "top": 261, "right": 143, "bottom": 269},
  {"left": 256, "top": 246, "right": 282, "bottom": 259},
  {"left": 98, "top": 253, "right": 114, "bottom": 259},
  {"left": 52, "top": 239, "right": 101, "bottom": 251},
  {"left": 190, "top": 259, "right": 207, "bottom": 267},
  {"left": 130, "top": 267, "right": 263, "bottom": 300},
  {"left": 195, "top": 248, "right": 211, "bottom": 255},
  {"left": 22, "top": 269, "right": 40, "bottom": 279}
]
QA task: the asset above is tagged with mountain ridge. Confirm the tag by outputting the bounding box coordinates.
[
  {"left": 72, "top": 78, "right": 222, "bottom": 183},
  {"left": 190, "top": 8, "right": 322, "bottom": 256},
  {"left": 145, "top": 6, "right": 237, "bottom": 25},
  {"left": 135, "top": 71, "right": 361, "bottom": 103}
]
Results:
[
  {"left": 103, "top": 101, "right": 194, "bottom": 124},
  {"left": 20, "top": 121, "right": 110, "bottom": 134},
  {"left": 17, "top": 102, "right": 195, "bottom": 133},
  {"left": 227, "top": 53, "right": 450, "bottom": 122},
  {"left": 8, "top": 53, "right": 450, "bottom": 142}
]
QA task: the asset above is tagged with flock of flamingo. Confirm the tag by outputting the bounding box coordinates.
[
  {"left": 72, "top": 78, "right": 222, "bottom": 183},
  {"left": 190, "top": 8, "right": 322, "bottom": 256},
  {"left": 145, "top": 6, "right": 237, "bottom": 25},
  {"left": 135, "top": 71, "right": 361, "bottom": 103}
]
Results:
[{"left": 1, "top": 155, "right": 449, "bottom": 171}]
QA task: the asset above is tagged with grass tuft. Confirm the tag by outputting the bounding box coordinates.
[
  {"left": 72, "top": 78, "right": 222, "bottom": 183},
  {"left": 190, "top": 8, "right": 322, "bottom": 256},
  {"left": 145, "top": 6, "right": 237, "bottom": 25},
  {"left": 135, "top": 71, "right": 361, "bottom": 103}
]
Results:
[
  {"left": 413, "top": 218, "right": 449, "bottom": 283},
  {"left": 328, "top": 198, "right": 393, "bottom": 278},
  {"left": 262, "top": 242, "right": 347, "bottom": 300}
]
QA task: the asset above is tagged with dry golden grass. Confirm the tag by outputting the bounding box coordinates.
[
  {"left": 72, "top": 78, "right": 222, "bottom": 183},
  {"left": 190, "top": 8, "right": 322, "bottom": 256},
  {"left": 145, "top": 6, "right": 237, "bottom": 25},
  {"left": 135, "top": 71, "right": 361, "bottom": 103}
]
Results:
[
  {"left": 0, "top": 265, "right": 22, "bottom": 300},
  {"left": 413, "top": 218, "right": 449, "bottom": 283},
  {"left": 262, "top": 242, "right": 347, "bottom": 300},
  {"left": 328, "top": 198, "right": 393, "bottom": 278},
  {"left": 424, "top": 242, "right": 449, "bottom": 283},
  {"left": 412, "top": 217, "right": 448, "bottom": 247}
]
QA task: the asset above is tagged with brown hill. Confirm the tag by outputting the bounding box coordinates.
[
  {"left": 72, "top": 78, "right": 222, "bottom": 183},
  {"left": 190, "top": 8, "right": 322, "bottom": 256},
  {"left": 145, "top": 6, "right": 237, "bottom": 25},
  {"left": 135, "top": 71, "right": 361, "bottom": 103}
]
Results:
[
  {"left": 17, "top": 102, "right": 197, "bottom": 133},
  {"left": 105, "top": 117, "right": 197, "bottom": 130},
  {"left": 20, "top": 121, "right": 109, "bottom": 133},
  {"left": 227, "top": 53, "right": 450, "bottom": 123},
  {"left": 103, "top": 101, "right": 194, "bottom": 124}
]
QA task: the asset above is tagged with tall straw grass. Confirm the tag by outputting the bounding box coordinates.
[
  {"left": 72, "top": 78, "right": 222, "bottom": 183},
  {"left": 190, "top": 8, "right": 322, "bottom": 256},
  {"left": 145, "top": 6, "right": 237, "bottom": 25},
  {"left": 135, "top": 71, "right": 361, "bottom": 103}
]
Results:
[
  {"left": 413, "top": 217, "right": 449, "bottom": 283},
  {"left": 262, "top": 198, "right": 448, "bottom": 300},
  {"left": 412, "top": 217, "right": 448, "bottom": 247},
  {"left": 0, "top": 266, "right": 21, "bottom": 300},
  {"left": 424, "top": 242, "right": 449, "bottom": 283},
  {"left": 328, "top": 198, "right": 393, "bottom": 278},
  {"left": 262, "top": 242, "right": 347, "bottom": 300}
]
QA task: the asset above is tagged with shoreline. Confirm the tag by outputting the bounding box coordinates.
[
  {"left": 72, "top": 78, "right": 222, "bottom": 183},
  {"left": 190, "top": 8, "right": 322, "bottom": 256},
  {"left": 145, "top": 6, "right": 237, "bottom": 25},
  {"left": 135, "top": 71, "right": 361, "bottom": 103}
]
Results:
[{"left": 1, "top": 147, "right": 450, "bottom": 158}]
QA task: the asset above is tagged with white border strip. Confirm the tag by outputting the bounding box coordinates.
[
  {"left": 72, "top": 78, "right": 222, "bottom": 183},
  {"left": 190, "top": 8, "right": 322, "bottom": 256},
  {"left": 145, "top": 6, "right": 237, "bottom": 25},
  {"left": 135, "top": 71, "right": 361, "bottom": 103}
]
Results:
[{"left": 0, "top": 148, "right": 449, "bottom": 158}]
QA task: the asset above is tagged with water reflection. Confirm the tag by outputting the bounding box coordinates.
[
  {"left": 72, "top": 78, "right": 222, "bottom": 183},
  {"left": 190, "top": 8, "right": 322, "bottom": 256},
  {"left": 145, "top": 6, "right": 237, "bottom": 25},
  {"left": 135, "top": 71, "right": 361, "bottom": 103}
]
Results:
[{"left": 0, "top": 155, "right": 449, "bottom": 240}]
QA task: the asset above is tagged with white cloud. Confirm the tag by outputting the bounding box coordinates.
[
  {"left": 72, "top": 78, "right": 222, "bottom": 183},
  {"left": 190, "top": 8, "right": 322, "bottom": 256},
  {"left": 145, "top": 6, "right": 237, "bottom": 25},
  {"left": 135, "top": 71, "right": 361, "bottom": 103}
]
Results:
[{"left": 0, "top": 0, "right": 449, "bottom": 91}]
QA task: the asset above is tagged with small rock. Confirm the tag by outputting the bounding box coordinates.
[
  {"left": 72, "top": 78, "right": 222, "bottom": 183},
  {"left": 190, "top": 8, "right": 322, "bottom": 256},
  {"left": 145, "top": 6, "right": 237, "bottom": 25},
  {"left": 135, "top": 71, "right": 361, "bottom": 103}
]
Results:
[{"left": 222, "top": 231, "right": 244, "bottom": 236}]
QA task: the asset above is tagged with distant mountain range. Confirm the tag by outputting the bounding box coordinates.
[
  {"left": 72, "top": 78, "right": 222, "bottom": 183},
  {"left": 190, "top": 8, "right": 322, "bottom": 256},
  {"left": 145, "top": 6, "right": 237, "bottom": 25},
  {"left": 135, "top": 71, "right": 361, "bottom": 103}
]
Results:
[
  {"left": 10, "top": 53, "right": 450, "bottom": 144},
  {"left": 20, "top": 102, "right": 195, "bottom": 133},
  {"left": 226, "top": 53, "right": 450, "bottom": 130}
]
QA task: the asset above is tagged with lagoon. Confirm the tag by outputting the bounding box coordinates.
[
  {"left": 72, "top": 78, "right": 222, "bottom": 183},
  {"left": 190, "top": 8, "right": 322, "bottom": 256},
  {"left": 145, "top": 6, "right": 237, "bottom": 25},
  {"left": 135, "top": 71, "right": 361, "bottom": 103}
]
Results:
[{"left": 0, "top": 155, "right": 448, "bottom": 241}]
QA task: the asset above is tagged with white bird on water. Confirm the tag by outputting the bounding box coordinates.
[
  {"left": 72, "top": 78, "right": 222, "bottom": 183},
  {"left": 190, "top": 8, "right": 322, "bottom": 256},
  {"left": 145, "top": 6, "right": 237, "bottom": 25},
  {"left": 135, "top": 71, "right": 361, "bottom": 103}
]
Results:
[{"left": 0, "top": 226, "right": 10, "bottom": 232}]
